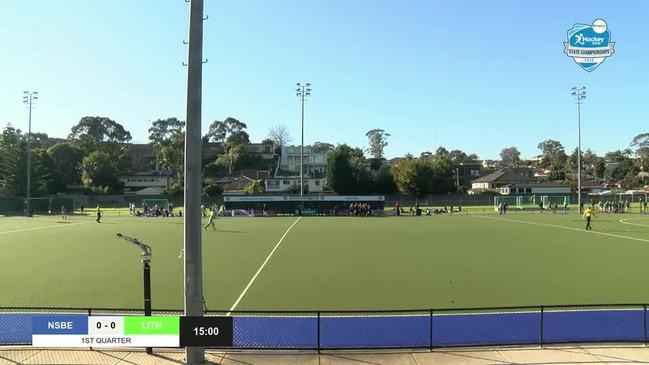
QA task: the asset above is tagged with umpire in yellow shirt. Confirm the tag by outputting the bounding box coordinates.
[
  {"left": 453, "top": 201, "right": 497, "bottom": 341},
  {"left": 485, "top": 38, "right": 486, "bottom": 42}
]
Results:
[{"left": 583, "top": 206, "right": 594, "bottom": 230}]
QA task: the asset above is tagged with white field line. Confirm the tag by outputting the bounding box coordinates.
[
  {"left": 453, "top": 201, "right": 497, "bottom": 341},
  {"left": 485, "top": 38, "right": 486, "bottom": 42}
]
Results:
[
  {"left": 619, "top": 218, "right": 649, "bottom": 228},
  {"left": 474, "top": 215, "right": 649, "bottom": 244},
  {"left": 227, "top": 217, "right": 302, "bottom": 315},
  {"left": 0, "top": 217, "right": 130, "bottom": 236}
]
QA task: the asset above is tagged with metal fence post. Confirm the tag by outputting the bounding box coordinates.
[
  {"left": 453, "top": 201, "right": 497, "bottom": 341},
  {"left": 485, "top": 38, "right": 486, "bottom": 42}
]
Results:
[
  {"left": 317, "top": 311, "right": 321, "bottom": 353},
  {"left": 88, "top": 308, "right": 93, "bottom": 351},
  {"left": 429, "top": 309, "right": 433, "bottom": 351},
  {"left": 540, "top": 306, "right": 544, "bottom": 348},
  {"left": 642, "top": 304, "right": 647, "bottom": 346}
]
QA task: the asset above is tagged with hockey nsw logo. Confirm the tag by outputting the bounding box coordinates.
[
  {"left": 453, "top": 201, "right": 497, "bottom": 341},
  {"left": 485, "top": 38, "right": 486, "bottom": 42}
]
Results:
[{"left": 564, "top": 19, "right": 615, "bottom": 72}]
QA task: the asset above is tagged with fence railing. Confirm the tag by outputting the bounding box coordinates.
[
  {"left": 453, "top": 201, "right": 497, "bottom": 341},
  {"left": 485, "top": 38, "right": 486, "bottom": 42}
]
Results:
[{"left": 1, "top": 304, "right": 648, "bottom": 349}]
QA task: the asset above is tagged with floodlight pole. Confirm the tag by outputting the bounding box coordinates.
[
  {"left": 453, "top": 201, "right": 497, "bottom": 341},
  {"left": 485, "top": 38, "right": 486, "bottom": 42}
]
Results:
[
  {"left": 22, "top": 91, "right": 38, "bottom": 217},
  {"left": 296, "top": 83, "right": 311, "bottom": 197},
  {"left": 116, "top": 233, "right": 152, "bottom": 354},
  {"left": 184, "top": 0, "right": 205, "bottom": 363},
  {"left": 572, "top": 87, "right": 586, "bottom": 214}
]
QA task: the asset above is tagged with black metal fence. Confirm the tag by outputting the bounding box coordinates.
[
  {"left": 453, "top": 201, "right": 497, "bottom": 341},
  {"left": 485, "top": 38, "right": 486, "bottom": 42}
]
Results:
[{"left": 1, "top": 304, "right": 648, "bottom": 350}]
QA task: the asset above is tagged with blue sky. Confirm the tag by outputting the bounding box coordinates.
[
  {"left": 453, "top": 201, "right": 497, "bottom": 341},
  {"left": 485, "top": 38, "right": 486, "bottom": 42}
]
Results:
[{"left": 1, "top": 1, "right": 647, "bottom": 159}]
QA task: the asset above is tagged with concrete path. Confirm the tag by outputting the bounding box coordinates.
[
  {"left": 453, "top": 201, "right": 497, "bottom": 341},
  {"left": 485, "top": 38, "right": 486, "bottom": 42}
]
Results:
[{"left": 2, "top": 345, "right": 649, "bottom": 364}]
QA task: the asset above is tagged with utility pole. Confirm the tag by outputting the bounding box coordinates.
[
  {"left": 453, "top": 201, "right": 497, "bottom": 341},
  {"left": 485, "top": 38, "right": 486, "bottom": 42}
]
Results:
[
  {"left": 184, "top": 0, "right": 205, "bottom": 363},
  {"left": 22, "top": 91, "right": 38, "bottom": 217},
  {"left": 571, "top": 87, "right": 586, "bottom": 214},
  {"left": 296, "top": 83, "right": 311, "bottom": 197}
]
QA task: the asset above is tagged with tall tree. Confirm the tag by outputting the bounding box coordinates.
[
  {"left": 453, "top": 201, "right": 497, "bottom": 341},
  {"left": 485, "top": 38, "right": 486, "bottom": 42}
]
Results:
[
  {"left": 148, "top": 117, "right": 185, "bottom": 144},
  {"left": 392, "top": 156, "right": 434, "bottom": 196},
  {"left": 537, "top": 139, "right": 566, "bottom": 169},
  {"left": 538, "top": 139, "right": 565, "bottom": 156},
  {"left": 31, "top": 148, "right": 54, "bottom": 194},
  {"left": 435, "top": 146, "right": 450, "bottom": 159},
  {"left": 499, "top": 146, "right": 521, "bottom": 167},
  {"left": 0, "top": 125, "right": 48, "bottom": 196},
  {"left": 226, "top": 130, "right": 250, "bottom": 146},
  {"left": 28, "top": 133, "right": 50, "bottom": 149},
  {"left": 0, "top": 124, "right": 21, "bottom": 183},
  {"left": 0, "top": 139, "right": 28, "bottom": 196},
  {"left": 204, "top": 117, "right": 247, "bottom": 143},
  {"left": 594, "top": 157, "right": 606, "bottom": 179},
  {"left": 565, "top": 148, "right": 584, "bottom": 177},
  {"left": 216, "top": 145, "right": 243, "bottom": 176},
  {"left": 326, "top": 144, "right": 358, "bottom": 194},
  {"left": 372, "top": 163, "right": 397, "bottom": 194},
  {"left": 631, "top": 133, "right": 649, "bottom": 172},
  {"left": 268, "top": 125, "right": 292, "bottom": 147},
  {"left": 635, "top": 147, "right": 649, "bottom": 172},
  {"left": 604, "top": 150, "right": 628, "bottom": 162},
  {"left": 631, "top": 132, "right": 649, "bottom": 149},
  {"left": 582, "top": 149, "right": 598, "bottom": 175},
  {"left": 365, "top": 129, "right": 390, "bottom": 159},
  {"left": 68, "top": 116, "right": 132, "bottom": 153},
  {"left": 312, "top": 142, "right": 335, "bottom": 154},
  {"left": 148, "top": 118, "right": 185, "bottom": 183},
  {"left": 81, "top": 150, "right": 120, "bottom": 190},
  {"left": 430, "top": 150, "right": 455, "bottom": 193},
  {"left": 156, "top": 144, "right": 184, "bottom": 183},
  {"left": 448, "top": 150, "right": 465, "bottom": 164},
  {"left": 47, "top": 143, "right": 84, "bottom": 193}
]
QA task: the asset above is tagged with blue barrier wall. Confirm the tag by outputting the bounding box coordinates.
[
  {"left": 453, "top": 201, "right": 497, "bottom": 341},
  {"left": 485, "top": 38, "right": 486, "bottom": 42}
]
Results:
[
  {"left": 0, "top": 314, "right": 33, "bottom": 345},
  {"left": 543, "top": 310, "right": 644, "bottom": 343},
  {"left": 320, "top": 315, "right": 429, "bottom": 348},
  {"left": 1, "top": 308, "right": 647, "bottom": 349},
  {"left": 233, "top": 316, "right": 318, "bottom": 348},
  {"left": 433, "top": 312, "right": 541, "bottom": 347}
]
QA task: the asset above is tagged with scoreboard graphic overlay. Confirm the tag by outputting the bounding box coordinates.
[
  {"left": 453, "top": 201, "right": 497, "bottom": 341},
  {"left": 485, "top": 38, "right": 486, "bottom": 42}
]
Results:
[{"left": 32, "top": 315, "right": 232, "bottom": 347}]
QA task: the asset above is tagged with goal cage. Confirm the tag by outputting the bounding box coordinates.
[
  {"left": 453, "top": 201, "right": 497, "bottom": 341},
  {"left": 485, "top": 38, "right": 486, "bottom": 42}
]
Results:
[
  {"left": 540, "top": 195, "right": 570, "bottom": 208},
  {"left": 493, "top": 196, "right": 523, "bottom": 211},
  {"left": 494, "top": 195, "right": 570, "bottom": 211},
  {"left": 142, "top": 199, "right": 170, "bottom": 210}
]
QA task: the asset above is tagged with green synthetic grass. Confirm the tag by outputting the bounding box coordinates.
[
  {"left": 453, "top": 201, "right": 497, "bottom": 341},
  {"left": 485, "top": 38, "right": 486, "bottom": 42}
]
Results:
[{"left": 1, "top": 212, "right": 649, "bottom": 311}]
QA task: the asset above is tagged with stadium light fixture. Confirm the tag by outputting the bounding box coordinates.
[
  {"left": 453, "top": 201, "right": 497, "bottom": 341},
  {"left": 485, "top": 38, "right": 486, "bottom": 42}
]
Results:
[
  {"left": 296, "top": 82, "right": 312, "bottom": 199},
  {"left": 572, "top": 87, "right": 586, "bottom": 214},
  {"left": 22, "top": 91, "right": 38, "bottom": 217},
  {"left": 116, "top": 233, "right": 153, "bottom": 354}
]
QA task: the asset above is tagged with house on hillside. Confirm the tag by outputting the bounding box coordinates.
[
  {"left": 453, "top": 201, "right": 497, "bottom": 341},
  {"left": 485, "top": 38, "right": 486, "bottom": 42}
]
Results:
[
  {"left": 202, "top": 142, "right": 225, "bottom": 162},
  {"left": 280, "top": 146, "right": 327, "bottom": 178},
  {"left": 468, "top": 168, "right": 571, "bottom": 195},
  {"left": 470, "top": 168, "right": 536, "bottom": 191},
  {"left": 119, "top": 170, "right": 173, "bottom": 195},
  {"left": 126, "top": 143, "right": 226, "bottom": 173},
  {"left": 243, "top": 143, "right": 275, "bottom": 160},
  {"left": 240, "top": 169, "right": 271, "bottom": 181},
  {"left": 533, "top": 168, "right": 549, "bottom": 179},
  {"left": 480, "top": 160, "right": 501, "bottom": 170},
  {"left": 217, "top": 177, "right": 252, "bottom": 195},
  {"left": 454, "top": 160, "right": 482, "bottom": 188},
  {"left": 604, "top": 160, "right": 622, "bottom": 172},
  {"left": 499, "top": 182, "right": 571, "bottom": 195},
  {"left": 265, "top": 169, "right": 326, "bottom": 194}
]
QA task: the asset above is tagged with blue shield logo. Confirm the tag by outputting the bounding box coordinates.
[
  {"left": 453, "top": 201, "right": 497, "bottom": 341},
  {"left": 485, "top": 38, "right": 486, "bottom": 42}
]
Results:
[{"left": 564, "top": 19, "right": 615, "bottom": 72}]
